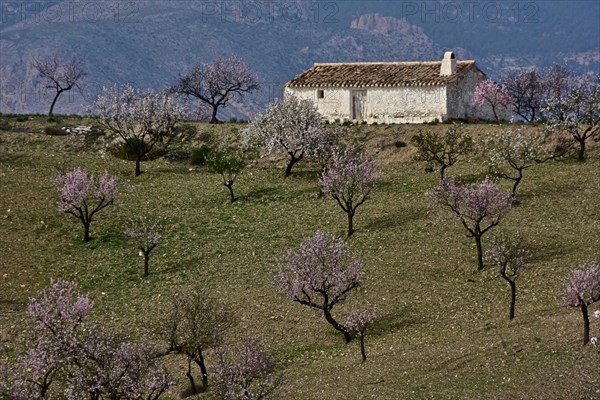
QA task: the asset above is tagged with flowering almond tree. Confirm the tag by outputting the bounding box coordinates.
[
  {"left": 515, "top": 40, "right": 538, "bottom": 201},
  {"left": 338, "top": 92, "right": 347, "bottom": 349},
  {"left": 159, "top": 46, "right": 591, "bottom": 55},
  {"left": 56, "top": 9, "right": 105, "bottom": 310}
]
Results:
[
  {"left": 174, "top": 55, "right": 258, "bottom": 123},
  {"left": 486, "top": 234, "right": 529, "bottom": 320},
  {"left": 89, "top": 84, "right": 187, "bottom": 176},
  {"left": 276, "top": 231, "right": 364, "bottom": 343},
  {"left": 320, "top": 147, "right": 382, "bottom": 236},
  {"left": 125, "top": 217, "right": 162, "bottom": 276},
  {"left": 243, "top": 95, "right": 323, "bottom": 177},
  {"left": 213, "top": 336, "right": 283, "bottom": 400},
  {"left": 562, "top": 263, "right": 600, "bottom": 345},
  {"left": 481, "top": 129, "right": 555, "bottom": 199},
  {"left": 0, "top": 280, "right": 171, "bottom": 400},
  {"left": 430, "top": 177, "right": 514, "bottom": 271},
  {"left": 473, "top": 79, "right": 513, "bottom": 123},
  {"left": 344, "top": 306, "right": 377, "bottom": 362},
  {"left": 53, "top": 168, "right": 121, "bottom": 243},
  {"left": 544, "top": 74, "right": 600, "bottom": 161},
  {"left": 411, "top": 126, "right": 474, "bottom": 181}
]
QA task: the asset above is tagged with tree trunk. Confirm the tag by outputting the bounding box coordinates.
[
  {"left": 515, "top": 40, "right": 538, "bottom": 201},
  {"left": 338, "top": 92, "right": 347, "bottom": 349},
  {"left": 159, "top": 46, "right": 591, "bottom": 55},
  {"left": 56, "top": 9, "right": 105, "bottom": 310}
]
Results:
[
  {"left": 284, "top": 152, "right": 303, "bottom": 177},
  {"left": 577, "top": 138, "right": 586, "bottom": 161},
  {"left": 359, "top": 334, "right": 367, "bottom": 362},
  {"left": 581, "top": 303, "right": 590, "bottom": 345},
  {"left": 209, "top": 106, "right": 219, "bottom": 124},
  {"left": 83, "top": 221, "right": 91, "bottom": 243},
  {"left": 48, "top": 90, "right": 62, "bottom": 115},
  {"left": 439, "top": 165, "right": 447, "bottom": 182},
  {"left": 509, "top": 280, "right": 516, "bottom": 320},
  {"left": 195, "top": 350, "right": 209, "bottom": 389},
  {"left": 226, "top": 183, "right": 236, "bottom": 203},
  {"left": 474, "top": 234, "right": 484, "bottom": 271},
  {"left": 323, "top": 308, "right": 351, "bottom": 343},
  {"left": 143, "top": 250, "right": 149, "bottom": 277},
  {"left": 511, "top": 169, "right": 523, "bottom": 199},
  {"left": 135, "top": 152, "right": 142, "bottom": 177},
  {"left": 347, "top": 211, "right": 355, "bottom": 237},
  {"left": 186, "top": 358, "right": 199, "bottom": 395},
  {"left": 491, "top": 104, "right": 499, "bottom": 123}
]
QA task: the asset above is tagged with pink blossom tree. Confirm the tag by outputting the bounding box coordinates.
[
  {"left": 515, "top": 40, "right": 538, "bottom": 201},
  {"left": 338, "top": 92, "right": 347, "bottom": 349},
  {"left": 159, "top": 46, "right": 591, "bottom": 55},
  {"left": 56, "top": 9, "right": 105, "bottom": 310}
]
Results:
[
  {"left": 174, "top": 55, "right": 259, "bottom": 123},
  {"left": 430, "top": 177, "right": 514, "bottom": 271},
  {"left": 125, "top": 217, "right": 162, "bottom": 276},
  {"left": 0, "top": 280, "right": 172, "bottom": 399},
  {"left": 320, "top": 147, "right": 382, "bottom": 236},
  {"left": 243, "top": 95, "right": 323, "bottom": 177},
  {"left": 32, "top": 56, "right": 87, "bottom": 115},
  {"left": 89, "top": 84, "right": 188, "bottom": 176},
  {"left": 212, "top": 336, "right": 283, "bottom": 400},
  {"left": 276, "top": 231, "right": 364, "bottom": 343},
  {"left": 473, "top": 79, "right": 513, "bottom": 123},
  {"left": 53, "top": 168, "right": 122, "bottom": 243},
  {"left": 486, "top": 233, "right": 529, "bottom": 320},
  {"left": 544, "top": 74, "right": 599, "bottom": 161},
  {"left": 561, "top": 263, "right": 600, "bottom": 345},
  {"left": 501, "top": 67, "right": 544, "bottom": 122},
  {"left": 344, "top": 306, "right": 377, "bottom": 362}
]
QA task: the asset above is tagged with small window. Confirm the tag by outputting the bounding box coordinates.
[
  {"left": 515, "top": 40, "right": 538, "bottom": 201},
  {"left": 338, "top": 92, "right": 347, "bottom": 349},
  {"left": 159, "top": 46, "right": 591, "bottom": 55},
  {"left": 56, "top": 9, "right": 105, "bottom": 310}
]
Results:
[{"left": 317, "top": 89, "right": 324, "bottom": 99}]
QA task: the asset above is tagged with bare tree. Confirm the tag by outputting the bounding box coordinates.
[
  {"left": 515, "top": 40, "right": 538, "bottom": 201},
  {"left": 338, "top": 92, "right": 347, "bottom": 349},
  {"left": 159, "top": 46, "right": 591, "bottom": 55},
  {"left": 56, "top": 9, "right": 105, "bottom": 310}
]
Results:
[
  {"left": 158, "top": 289, "right": 231, "bottom": 394},
  {"left": 32, "top": 56, "right": 87, "bottom": 115},
  {"left": 501, "top": 67, "right": 545, "bottom": 122},
  {"left": 411, "top": 126, "right": 474, "bottom": 181},
  {"left": 174, "top": 55, "right": 258, "bottom": 123}
]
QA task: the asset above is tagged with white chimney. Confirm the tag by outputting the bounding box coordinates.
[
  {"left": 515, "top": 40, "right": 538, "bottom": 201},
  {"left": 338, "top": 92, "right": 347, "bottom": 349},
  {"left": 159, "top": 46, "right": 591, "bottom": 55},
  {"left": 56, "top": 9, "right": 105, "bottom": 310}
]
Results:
[{"left": 440, "top": 51, "right": 456, "bottom": 76}]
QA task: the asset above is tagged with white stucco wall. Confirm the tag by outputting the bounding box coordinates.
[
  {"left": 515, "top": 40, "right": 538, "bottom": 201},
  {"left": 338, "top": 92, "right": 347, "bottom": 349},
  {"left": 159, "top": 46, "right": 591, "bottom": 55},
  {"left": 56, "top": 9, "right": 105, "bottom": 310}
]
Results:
[
  {"left": 287, "top": 86, "right": 448, "bottom": 123},
  {"left": 446, "top": 69, "right": 512, "bottom": 122},
  {"left": 367, "top": 86, "right": 447, "bottom": 123},
  {"left": 286, "top": 86, "right": 352, "bottom": 120}
]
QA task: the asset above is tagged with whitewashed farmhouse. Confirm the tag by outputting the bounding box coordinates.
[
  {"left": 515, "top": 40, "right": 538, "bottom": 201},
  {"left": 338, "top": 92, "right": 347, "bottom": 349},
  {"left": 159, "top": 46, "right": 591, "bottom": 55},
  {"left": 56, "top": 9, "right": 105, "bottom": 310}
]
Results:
[{"left": 285, "top": 52, "right": 510, "bottom": 124}]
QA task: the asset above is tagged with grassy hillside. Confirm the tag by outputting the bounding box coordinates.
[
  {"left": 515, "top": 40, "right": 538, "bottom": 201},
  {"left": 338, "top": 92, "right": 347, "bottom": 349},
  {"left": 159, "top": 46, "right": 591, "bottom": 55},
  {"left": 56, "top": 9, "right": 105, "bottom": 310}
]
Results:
[{"left": 0, "top": 117, "right": 599, "bottom": 399}]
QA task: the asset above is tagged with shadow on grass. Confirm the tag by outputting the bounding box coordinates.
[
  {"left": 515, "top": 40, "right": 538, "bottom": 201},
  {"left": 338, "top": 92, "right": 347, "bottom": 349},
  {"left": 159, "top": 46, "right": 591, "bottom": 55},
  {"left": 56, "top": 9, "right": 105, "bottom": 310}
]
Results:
[
  {"left": 240, "top": 186, "right": 280, "bottom": 201},
  {"left": 370, "top": 306, "right": 423, "bottom": 337},
  {"left": 364, "top": 207, "right": 429, "bottom": 231}
]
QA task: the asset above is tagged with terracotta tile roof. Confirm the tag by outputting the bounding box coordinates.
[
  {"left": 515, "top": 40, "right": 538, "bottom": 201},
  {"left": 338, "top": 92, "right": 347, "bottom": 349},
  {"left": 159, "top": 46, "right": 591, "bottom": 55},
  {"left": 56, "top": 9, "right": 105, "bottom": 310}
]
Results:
[{"left": 286, "top": 61, "right": 477, "bottom": 88}]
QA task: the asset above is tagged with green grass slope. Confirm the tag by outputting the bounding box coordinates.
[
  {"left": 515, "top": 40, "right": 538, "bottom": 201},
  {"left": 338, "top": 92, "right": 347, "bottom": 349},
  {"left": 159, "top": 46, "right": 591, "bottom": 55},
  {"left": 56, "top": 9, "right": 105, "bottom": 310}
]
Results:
[{"left": 0, "top": 118, "right": 599, "bottom": 399}]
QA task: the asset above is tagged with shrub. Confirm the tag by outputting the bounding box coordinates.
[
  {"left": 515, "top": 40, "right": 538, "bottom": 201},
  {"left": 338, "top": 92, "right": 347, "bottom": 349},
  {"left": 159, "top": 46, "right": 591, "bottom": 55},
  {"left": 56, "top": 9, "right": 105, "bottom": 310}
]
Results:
[
  {"left": 44, "top": 126, "right": 69, "bottom": 136},
  {"left": 191, "top": 145, "right": 212, "bottom": 166},
  {"left": 394, "top": 140, "right": 407, "bottom": 148}
]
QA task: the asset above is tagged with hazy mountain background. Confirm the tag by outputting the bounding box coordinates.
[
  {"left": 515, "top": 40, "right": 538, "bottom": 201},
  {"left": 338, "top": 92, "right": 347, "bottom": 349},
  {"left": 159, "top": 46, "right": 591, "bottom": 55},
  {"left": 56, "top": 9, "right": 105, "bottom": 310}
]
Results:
[{"left": 1, "top": 0, "right": 598, "bottom": 118}]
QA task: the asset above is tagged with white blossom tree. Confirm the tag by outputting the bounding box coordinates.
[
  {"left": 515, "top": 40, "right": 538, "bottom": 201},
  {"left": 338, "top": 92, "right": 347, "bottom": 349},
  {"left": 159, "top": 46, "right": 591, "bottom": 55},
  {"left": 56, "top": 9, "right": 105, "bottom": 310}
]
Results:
[
  {"left": 544, "top": 74, "right": 600, "bottom": 161},
  {"left": 89, "top": 84, "right": 187, "bottom": 176},
  {"left": 243, "top": 95, "right": 324, "bottom": 177}
]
